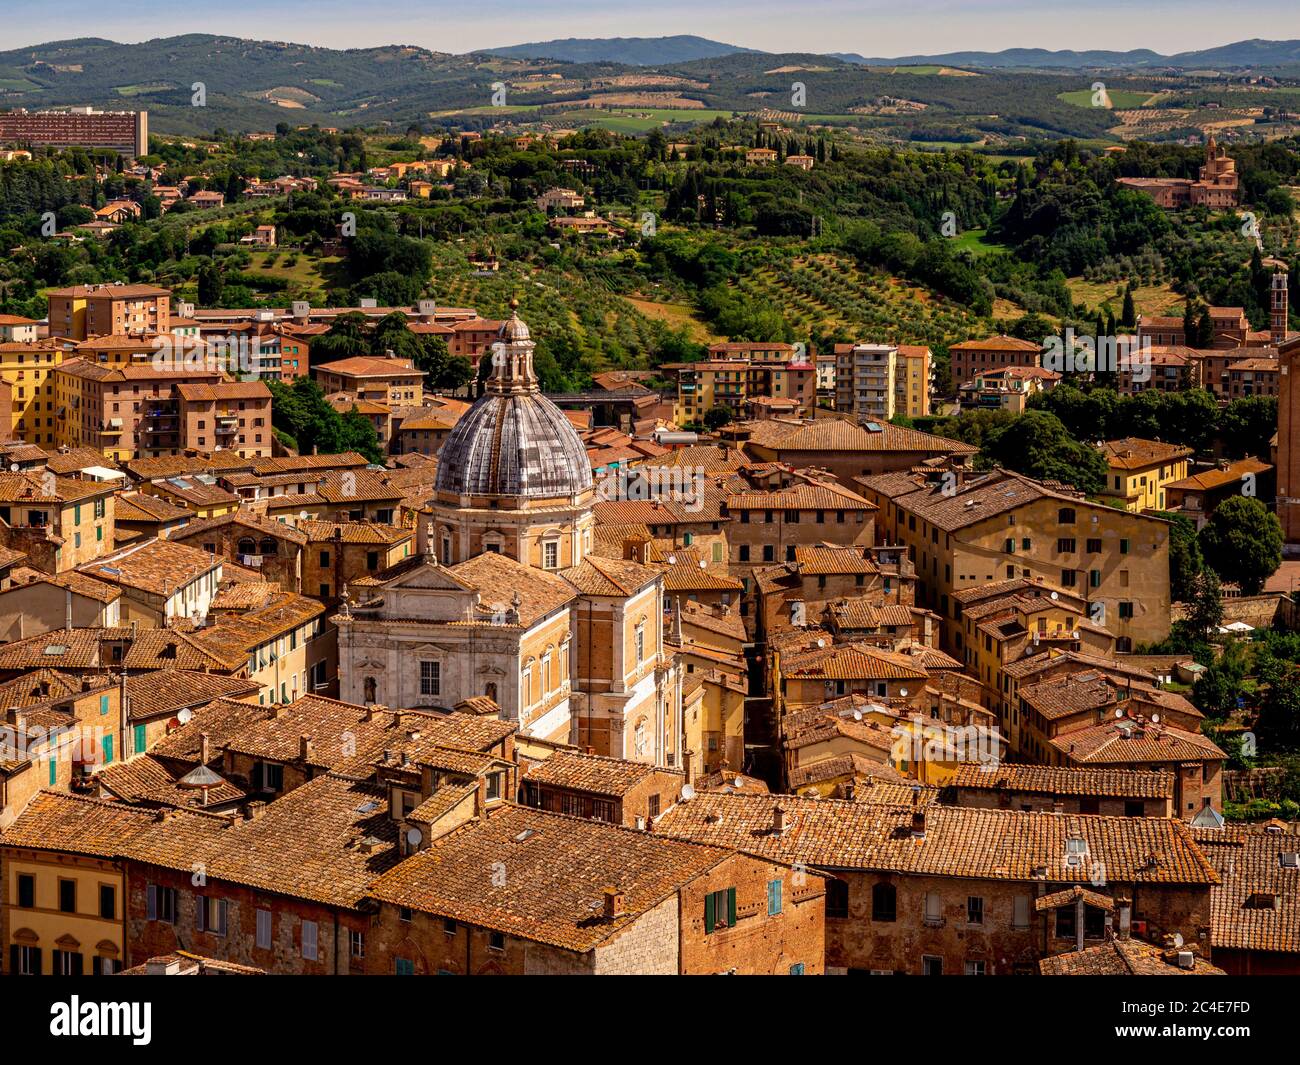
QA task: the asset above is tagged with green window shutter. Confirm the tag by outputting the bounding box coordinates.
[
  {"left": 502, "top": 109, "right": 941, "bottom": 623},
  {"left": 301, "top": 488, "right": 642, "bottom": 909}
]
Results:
[
  {"left": 789, "top": 962, "right": 805, "bottom": 975},
  {"left": 133, "top": 724, "right": 146, "bottom": 754},
  {"left": 48, "top": 758, "right": 56, "bottom": 786},
  {"left": 97, "top": 526, "right": 103, "bottom": 542},
  {"left": 1120, "top": 538, "right": 1129, "bottom": 554},
  {"left": 99, "top": 694, "right": 109, "bottom": 716},
  {"left": 726, "top": 887, "right": 737, "bottom": 927},
  {"left": 704, "top": 891, "right": 716, "bottom": 935},
  {"left": 768, "top": 879, "right": 782, "bottom": 916},
  {"left": 102, "top": 735, "right": 113, "bottom": 765}
]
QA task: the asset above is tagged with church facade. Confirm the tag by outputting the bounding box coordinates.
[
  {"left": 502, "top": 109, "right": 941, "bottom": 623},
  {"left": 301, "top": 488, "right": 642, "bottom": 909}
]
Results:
[
  {"left": 1116, "top": 134, "right": 1239, "bottom": 209},
  {"left": 334, "top": 308, "right": 684, "bottom": 765}
]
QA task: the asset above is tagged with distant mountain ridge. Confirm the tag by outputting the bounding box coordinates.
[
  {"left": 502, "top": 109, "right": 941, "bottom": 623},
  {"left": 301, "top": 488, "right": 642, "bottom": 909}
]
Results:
[
  {"left": 483, "top": 35, "right": 758, "bottom": 65},
  {"left": 833, "top": 38, "right": 1300, "bottom": 70}
]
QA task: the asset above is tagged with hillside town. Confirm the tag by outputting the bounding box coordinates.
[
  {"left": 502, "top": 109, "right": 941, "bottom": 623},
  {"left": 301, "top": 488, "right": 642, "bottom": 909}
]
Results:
[
  {"left": 0, "top": 260, "right": 1295, "bottom": 978},
  {"left": 2, "top": 23, "right": 1300, "bottom": 996}
]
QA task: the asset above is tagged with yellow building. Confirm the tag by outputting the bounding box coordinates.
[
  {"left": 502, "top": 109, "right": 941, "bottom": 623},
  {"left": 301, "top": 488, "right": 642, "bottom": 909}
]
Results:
[
  {"left": 0, "top": 471, "right": 116, "bottom": 572},
  {"left": 1099, "top": 438, "right": 1193, "bottom": 512},
  {"left": 896, "top": 345, "right": 932, "bottom": 418},
  {"left": 0, "top": 340, "right": 71, "bottom": 446},
  {"left": 669, "top": 347, "right": 816, "bottom": 425},
  {"left": 1, "top": 791, "right": 156, "bottom": 975},
  {"left": 860, "top": 469, "right": 1171, "bottom": 654}
]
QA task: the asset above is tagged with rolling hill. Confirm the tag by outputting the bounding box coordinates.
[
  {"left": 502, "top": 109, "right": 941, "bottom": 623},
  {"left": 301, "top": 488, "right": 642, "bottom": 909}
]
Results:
[
  {"left": 834, "top": 38, "right": 1300, "bottom": 70},
  {"left": 483, "top": 35, "right": 757, "bottom": 65}
]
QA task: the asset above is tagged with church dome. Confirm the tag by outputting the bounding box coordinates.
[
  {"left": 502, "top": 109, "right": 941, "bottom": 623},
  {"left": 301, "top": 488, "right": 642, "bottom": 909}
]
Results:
[{"left": 434, "top": 310, "right": 593, "bottom": 501}]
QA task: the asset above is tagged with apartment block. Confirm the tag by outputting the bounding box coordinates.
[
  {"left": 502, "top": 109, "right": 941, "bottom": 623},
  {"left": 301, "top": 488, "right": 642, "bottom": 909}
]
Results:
[
  {"left": 858, "top": 469, "right": 1171, "bottom": 652},
  {"left": 46, "top": 283, "right": 172, "bottom": 341}
]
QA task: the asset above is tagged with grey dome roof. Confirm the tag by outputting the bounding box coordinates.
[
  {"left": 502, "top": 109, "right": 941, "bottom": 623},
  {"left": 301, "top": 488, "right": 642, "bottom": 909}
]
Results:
[
  {"left": 434, "top": 391, "right": 594, "bottom": 499},
  {"left": 435, "top": 310, "right": 593, "bottom": 500}
]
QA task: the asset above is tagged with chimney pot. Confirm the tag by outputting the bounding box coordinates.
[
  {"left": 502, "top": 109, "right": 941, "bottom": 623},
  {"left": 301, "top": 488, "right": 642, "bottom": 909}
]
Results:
[
  {"left": 299, "top": 734, "right": 314, "bottom": 762},
  {"left": 603, "top": 886, "right": 625, "bottom": 918}
]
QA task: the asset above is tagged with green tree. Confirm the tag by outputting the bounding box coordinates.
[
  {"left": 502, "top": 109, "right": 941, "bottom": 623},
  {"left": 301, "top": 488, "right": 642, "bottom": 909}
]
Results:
[
  {"left": 981, "top": 410, "right": 1108, "bottom": 494},
  {"left": 197, "top": 259, "right": 224, "bottom": 306},
  {"left": 311, "top": 312, "right": 371, "bottom": 364},
  {"left": 1198, "top": 496, "right": 1283, "bottom": 595},
  {"left": 338, "top": 405, "right": 384, "bottom": 464},
  {"left": 1219, "top": 396, "right": 1277, "bottom": 460},
  {"left": 703, "top": 405, "right": 733, "bottom": 430},
  {"left": 1257, "top": 668, "right": 1300, "bottom": 752},
  {"left": 1156, "top": 511, "right": 1204, "bottom": 601},
  {"left": 1192, "top": 639, "right": 1246, "bottom": 718},
  {"left": 1185, "top": 569, "right": 1225, "bottom": 641}
]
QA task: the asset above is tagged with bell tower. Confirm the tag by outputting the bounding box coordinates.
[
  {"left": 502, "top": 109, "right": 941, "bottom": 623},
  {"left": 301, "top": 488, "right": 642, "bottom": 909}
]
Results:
[{"left": 1273, "top": 268, "right": 1290, "bottom": 346}]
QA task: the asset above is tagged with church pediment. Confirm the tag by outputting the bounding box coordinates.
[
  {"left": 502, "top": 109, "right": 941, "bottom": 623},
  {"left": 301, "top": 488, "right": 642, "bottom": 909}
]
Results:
[{"left": 382, "top": 557, "right": 477, "bottom": 593}]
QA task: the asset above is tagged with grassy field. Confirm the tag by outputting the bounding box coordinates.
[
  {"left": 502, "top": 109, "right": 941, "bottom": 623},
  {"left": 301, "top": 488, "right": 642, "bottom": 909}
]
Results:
[
  {"left": 949, "top": 228, "right": 1006, "bottom": 256},
  {"left": 245, "top": 250, "right": 345, "bottom": 295},
  {"left": 1058, "top": 88, "right": 1156, "bottom": 109},
  {"left": 622, "top": 295, "right": 724, "bottom": 344},
  {"left": 114, "top": 83, "right": 175, "bottom": 96},
  {"left": 1067, "top": 276, "right": 1182, "bottom": 316}
]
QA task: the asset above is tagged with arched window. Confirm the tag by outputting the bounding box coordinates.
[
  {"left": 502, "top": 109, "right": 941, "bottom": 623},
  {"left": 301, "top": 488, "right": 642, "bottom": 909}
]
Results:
[
  {"left": 259, "top": 537, "right": 278, "bottom": 556},
  {"left": 237, "top": 537, "right": 256, "bottom": 556},
  {"left": 871, "top": 882, "right": 897, "bottom": 922}
]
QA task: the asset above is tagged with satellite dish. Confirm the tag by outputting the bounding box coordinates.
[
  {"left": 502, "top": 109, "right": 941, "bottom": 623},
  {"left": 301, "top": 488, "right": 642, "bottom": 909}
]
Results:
[
  {"left": 1151, "top": 713, "right": 1160, "bottom": 723},
  {"left": 816, "top": 638, "right": 825, "bottom": 648},
  {"left": 852, "top": 709, "right": 863, "bottom": 720},
  {"left": 667, "top": 554, "right": 677, "bottom": 565},
  {"left": 406, "top": 827, "right": 423, "bottom": 846},
  {"left": 177, "top": 707, "right": 193, "bottom": 725},
  {"left": 698, "top": 560, "right": 707, "bottom": 569},
  {"left": 1115, "top": 708, "right": 1124, "bottom": 718},
  {"left": 300, "top": 511, "right": 309, "bottom": 521},
  {"left": 1172, "top": 932, "right": 1184, "bottom": 948},
  {"left": 680, "top": 783, "right": 696, "bottom": 801},
  {"left": 899, "top": 688, "right": 908, "bottom": 697},
  {"left": 1049, "top": 591, "right": 1059, "bottom": 600},
  {"left": 8, "top": 463, "right": 17, "bottom": 472}
]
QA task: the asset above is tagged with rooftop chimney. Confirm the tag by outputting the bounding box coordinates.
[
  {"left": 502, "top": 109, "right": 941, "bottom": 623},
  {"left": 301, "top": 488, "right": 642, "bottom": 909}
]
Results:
[
  {"left": 299, "top": 734, "right": 314, "bottom": 762},
  {"left": 911, "top": 809, "right": 926, "bottom": 839},
  {"left": 199, "top": 732, "right": 210, "bottom": 765},
  {"left": 603, "top": 886, "right": 626, "bottom": 919},
  {"left": 1117, "top": 897, "right": 1132, "bottom": 940},
  {"left": 772, "top": 806, "right": 786, "bottom": 834}
]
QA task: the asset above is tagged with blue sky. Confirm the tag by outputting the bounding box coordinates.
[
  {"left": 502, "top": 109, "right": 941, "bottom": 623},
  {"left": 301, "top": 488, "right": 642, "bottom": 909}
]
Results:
[{"left": 5, "top": 0, "right": 1300, "bottom": 56}]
